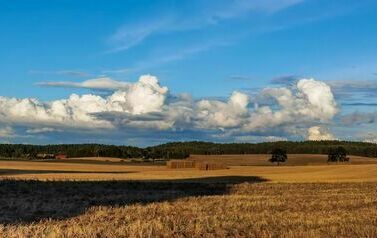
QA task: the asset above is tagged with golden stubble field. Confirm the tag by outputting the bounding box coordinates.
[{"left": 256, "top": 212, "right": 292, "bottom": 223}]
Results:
[
  {"left": 1, "top": 154, "right": 377, "bottom": 182},
  {"left": 1, "top": 180, "right": 377, "bottom": 237},
  {"left": 1, "top": 154, "right": 377, "bottom": 237}
]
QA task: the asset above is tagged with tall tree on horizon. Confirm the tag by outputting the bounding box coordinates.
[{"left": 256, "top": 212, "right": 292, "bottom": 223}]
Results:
[{"left": 269, "top": 148, "right": 288, "bottom": 166}]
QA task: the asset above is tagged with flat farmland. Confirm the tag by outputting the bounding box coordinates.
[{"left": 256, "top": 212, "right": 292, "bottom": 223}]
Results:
[
  {"left": 1, "top": 180, "right": 377, "bottom": 237},
  {"left": 1, "top": 155, "right": 377, "bottom": 237},
  {"left": 64, "top": 157, "right": 129, "bottom": 162},
  {"left": 1, "top": 155, "right": 377, "bottom": 182}
]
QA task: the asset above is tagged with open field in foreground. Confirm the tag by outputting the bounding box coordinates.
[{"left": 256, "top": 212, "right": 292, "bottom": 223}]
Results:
[
  {"left": 1, "top": 180, "right": 377, "bottom": 237},
  {"left": 1, "top": 155, "right": 377, "bottom": 237}
]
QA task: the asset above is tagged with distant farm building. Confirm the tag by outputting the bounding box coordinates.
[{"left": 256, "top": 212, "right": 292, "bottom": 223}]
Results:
[
  {"left": 55, "top": 154, "right": 67, "bottom": 160},
  {"left": 36, "top": 153, "right": 56, "bottom": 159},
  {"left": 35, "top": 153, "right": 67, "bottom": 160},
  {"left": 167, "top": 160, "right": 227, "bottom": 170}
]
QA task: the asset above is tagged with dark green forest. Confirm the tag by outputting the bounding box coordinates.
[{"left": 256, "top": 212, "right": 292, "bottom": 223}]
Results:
[{"left": 0, "top": 141, "right": 377, "bottom": 160}]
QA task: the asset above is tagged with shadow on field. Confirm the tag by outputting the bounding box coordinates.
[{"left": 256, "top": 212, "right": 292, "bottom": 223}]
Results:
[{"left": 0, "top": 176, "right": 267, "bottom": 225}]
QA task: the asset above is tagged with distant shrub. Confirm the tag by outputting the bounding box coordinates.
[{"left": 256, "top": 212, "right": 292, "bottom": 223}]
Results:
[
  {"left": 269, "top": 148, "right": 287, "bottom": 166},
  {"left": 328, "top": 146, "right": 349, "bottom": 163}
]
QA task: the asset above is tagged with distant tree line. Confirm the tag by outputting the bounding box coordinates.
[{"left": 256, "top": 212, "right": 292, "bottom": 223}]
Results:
[
  {"left": 0, "top": 141, "right": 376, "bottom": 160},
  {"left": 0, "top": 144, "right": 142, "bottom": 159},
  {"left": 148, "top": 141, "right": 377, "bottom": 159}
]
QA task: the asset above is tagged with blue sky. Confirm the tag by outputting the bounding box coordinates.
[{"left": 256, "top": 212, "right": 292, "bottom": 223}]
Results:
[{"left": 0, "top": 0, "right": 376, "bottom": 146}]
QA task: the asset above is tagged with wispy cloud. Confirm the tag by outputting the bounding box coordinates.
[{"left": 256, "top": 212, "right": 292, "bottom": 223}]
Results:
[
  {"left": 133, "top": 38, "right": 234, "bottom": 71},
  {"left": 234, "top": 135, "right": 288, "bottom": 143},
  {"left": 329, "top": 79, "right": 377, "bottom": 90},
  {"left": 101, "top": 68, "right": 131, "bottom": 74},
  {"left": 0, "top": 126, "right": 16, "bottom": 138},
  {"left": 341, "top": 111, "right": 377, "bottom": 125},
  {"left": 106, "top": 17, "right": 173, "bottom": 53},
  {"left": 229, "top": 75, "right": 254, "bottom": 81},
  {"left": 36, "top": 77, "right": 130, "bottom": 91},
  {"left": 26, "top": 127, "right": 63, "bottom": 134},
  {"left": 206, "top": 0, "right": 304, "bottom": 19},
  {"left": 29, "top": 70, "right": 90, "bottom": 78},
  {"left": 270, "top": 75, "right": 301, "bottom": 85},
  {"left": 341, "top": 102, "right": 377, "bottom": 107},
  {"left": 360, "top": 132, "right": 377, "bottom": 144},
  {"left": 327, "top": 79, "right": 377, "bottom": 102},
  {"left": 106, "top": 0, "right": 304, "bottom": 53},
  {"left": 106, "top": 0, "right": 359, "bottom": 71}
]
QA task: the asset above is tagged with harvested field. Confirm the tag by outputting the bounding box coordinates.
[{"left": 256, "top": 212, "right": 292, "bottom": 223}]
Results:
[
  {"left": 67, "top": 157, "right": 128, "bottom": 162},
  {"left": 0, "top": 180, "right": 376, "bottom": 237},
  {"left": 1, "top": 158, "right": 377, "bottom": 182},
  {"left": 1, "top": 155, "right": 377, "bottom": 237}
]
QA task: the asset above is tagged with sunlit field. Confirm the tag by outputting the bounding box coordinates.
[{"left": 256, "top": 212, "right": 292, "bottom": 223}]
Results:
[
  {"left": 1, "top": 180, "right": 377, "bottom": 237},
  {"left": 1, "top": 154, "right": 377, "bottom": 182},
  {"left": 1, "top": 155, "right": 377, "bottom": 237}
]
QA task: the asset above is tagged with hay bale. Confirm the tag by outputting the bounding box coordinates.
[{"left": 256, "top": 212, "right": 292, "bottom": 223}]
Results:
[
  {"left": 167, "top": 160, "right": 227, "bottom": 170},
  {"left": 167, "top": 160, "right": 196, "bottom": 169},
  {"left": 196, "top": 162, "right": 228, "bottom": 170}
]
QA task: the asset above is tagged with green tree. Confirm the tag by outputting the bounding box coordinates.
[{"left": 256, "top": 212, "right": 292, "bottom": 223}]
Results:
[
  {"left": 328, "top": 146, "right": 349, "bottom": 163},
  {"left": 269, "top": 148, "right": 287, "bottom": 166}
]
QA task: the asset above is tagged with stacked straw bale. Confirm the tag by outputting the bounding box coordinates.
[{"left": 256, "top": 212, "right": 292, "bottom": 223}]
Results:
[
  {"left": 167, "top": 160, "right": 227, "bottom": 170},
  {"left": 166, "top": 160, "right": 196, "bottom": 169},
  {"left": 195, "top": 162, "right": 228, "bottom": 170}
]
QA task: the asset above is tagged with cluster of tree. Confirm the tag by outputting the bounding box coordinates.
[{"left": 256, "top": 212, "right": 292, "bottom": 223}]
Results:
[
  {"left": 269, "top": 148, "right": 288, "bottom": 166},
  {"left": 0, "top": 140, "right": 375, "bottom": 160},
  {"left": 268, "top": 146, "right": 352, "bottom": 166},
  {"left": 141, "top": 148, "right": 190, "bottom": 161},
  {"left": 327, "top": 146, "right": 349, "bottom": 163}
]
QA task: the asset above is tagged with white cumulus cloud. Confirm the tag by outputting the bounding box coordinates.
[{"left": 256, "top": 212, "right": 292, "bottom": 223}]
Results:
[
  {"left": 0, "top": 126, "right": 15, "bottom": 138},
  {"left": 307, "top": 126, "right": 335, "bottom": 141},
  {"left": 242, "top": 78, "right": 338, "bottom": 132},
  {"left": 0, "top": 75, "right": 339, "bottom": 141},
  {"left": 196, "top": 91, "right": 249, "bottom": 129},
  {"left": 37, "top": 77, "right": 130, "bottom": 91},
  {"left": 0, "top": 75, "right": 168, "bottom": 130}
]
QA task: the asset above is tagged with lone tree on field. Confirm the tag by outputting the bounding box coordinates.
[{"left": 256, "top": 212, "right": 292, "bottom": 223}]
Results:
[
  {"left": 269, "top": 148, "right": 287, "bottom": 166},
  {"left": 328, "top": 146, "right": 349, "bottom": 163}
]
